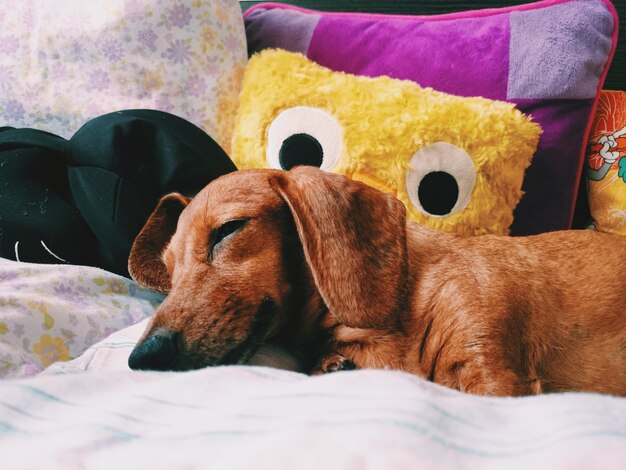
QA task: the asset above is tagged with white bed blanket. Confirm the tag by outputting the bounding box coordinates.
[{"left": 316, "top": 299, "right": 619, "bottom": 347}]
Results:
[
  {"left": 1, "top": 257, "right": 625, "bottom": 468},
  {"left": 1, "top": 365, "right": 625, "bottom": 469},
  {"left": 1, "top": 260, "right": 625, "bottom": 468}
]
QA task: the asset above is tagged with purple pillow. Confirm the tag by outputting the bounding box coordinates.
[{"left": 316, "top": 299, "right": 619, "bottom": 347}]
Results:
[{"left": 244, "top": 0, "right": 619, "bottom": 235}]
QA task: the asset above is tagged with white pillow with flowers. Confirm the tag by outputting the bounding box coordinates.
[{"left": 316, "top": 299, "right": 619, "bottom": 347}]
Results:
[
  {"left": 0, "top": 258, "right": 164, "bottom": 378},
  {"left": 0, "top": 0, "right": 246, "bottom": 152}
]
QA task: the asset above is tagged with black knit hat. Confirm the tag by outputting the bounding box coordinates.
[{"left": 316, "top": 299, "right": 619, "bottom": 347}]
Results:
[{"left": 0, "top": 109, "right": 236, "bottom": 276}]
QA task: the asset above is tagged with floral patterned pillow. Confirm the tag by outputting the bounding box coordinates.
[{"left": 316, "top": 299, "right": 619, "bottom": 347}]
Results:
[
  {"left": 0, "top": 258, "right": 164, "bottom": 378},
  {"left": 0, "top": 0, "right": 246, "bottom": 151}
]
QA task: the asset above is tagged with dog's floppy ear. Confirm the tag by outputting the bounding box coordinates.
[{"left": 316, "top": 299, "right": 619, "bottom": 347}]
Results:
[
  {"left": 270, "top": 166, "right": 408, "bottom": 329},
  {"left": 128, "top": 193, "right": 190, "bottom": 292}
]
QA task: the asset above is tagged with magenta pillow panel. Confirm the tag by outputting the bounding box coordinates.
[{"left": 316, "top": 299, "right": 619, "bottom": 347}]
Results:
[{"left": 244, "top": 0, "right": 619, "bottom": 235}]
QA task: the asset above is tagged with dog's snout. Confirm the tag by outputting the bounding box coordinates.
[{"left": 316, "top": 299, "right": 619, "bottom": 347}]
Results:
[{"left": 128, "top": 329, "right": 179, "bottom": 371}]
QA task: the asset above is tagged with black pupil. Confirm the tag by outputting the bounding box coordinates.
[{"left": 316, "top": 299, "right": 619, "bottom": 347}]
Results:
[
  {"left": 418, "top": 171, "right": 459, "bottom": 216},
  {"left": 279, "top": 133, "right": 324, "bottom": 170}
]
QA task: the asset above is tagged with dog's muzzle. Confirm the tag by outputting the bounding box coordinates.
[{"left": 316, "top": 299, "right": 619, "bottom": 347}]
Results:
[
  {"left": 220, "top": 296, "right": 278, "bottom": 365},
  {"left": 128, "top": 297, "right": 278, "bottom": 371}
]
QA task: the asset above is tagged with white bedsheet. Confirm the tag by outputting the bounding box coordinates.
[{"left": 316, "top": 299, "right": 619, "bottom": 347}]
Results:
[
  {"left": 1, "top": 261, "right": 625, "bottom": 468},
  {"left": 1, "top": 364, "right": 625, "bottom": 468}
]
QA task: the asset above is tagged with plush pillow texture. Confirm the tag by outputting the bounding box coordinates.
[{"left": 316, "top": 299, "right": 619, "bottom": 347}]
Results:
[
  {"left": 0, "top": 0, "right": 246, "bottom": 151},
  {"left": 0, "top": 258, "right": 164, "bottom": 379},
  {"left": 244, "top": 0, "right": 618, "bottom": 235},
  {"left": 585, "top": 90, "right": 626, "bottom": 234},
  {"left": 232, "top": 49, "right": 541, "bottom": 236},
  {"left": 0, "top": 110, "right": 236, "bottom": 277}
]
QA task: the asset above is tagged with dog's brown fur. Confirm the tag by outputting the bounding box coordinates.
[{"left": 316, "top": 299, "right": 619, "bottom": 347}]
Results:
[{"left": 129, "top": 166, "right": 626, "bottom": 396}]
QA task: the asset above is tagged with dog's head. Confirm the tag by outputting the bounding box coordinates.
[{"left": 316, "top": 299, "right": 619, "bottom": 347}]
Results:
[{"left": 127, "top": 166, "right": 408, "bottom": 371}]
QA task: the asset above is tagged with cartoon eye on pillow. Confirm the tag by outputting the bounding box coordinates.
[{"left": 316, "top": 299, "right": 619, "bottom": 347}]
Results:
[{"left": 232, "top": 49, "right": 541, "bottom": 236}]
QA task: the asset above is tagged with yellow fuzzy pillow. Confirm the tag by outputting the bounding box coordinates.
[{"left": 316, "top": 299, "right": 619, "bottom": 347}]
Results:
[{"left": 232, "top": 49, "right": 541, "bottom": 236}]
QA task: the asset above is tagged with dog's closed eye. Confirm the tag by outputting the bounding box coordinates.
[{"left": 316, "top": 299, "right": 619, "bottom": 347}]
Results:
[{"left": 210, "top": 218, "right": 249, "bottom": 258}]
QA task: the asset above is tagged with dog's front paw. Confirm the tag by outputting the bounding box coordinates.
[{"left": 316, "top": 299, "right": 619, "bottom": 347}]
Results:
[{"left": 311, "top": 353, "right": 357, "bottom": 375}]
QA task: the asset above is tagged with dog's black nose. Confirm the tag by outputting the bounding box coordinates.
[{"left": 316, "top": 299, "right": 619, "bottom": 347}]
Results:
[{"left": 128, "top": 329, "right": 178, "bottom": 371}]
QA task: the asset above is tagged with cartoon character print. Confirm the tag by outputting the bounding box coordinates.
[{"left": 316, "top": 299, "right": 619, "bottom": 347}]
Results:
[
  {"left": 584, "top": 91, "right": 626, "bottom": 234},
  {"left": 587, "top": 124, "right": 626, "bottom": 182}
]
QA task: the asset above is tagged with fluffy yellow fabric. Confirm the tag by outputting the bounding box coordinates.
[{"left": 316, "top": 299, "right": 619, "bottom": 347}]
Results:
[{"left": 231, "top": 49, "right": 541, "bottom": 236}]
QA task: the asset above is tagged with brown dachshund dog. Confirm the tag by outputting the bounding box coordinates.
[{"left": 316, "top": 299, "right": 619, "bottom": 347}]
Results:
[{"left": 128, "top": 166, "right": 626, "bottom": 396}]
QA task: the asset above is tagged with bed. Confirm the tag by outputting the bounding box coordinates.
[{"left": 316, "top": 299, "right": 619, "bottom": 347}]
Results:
[{"left": 1, "top": 0, "right": 625, "bottom": 467}]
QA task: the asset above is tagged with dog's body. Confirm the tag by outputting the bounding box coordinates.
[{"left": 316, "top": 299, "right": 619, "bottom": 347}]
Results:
[
  {"left": 329, "top": 225, "right": 626, "bottom": 395},
  {"left": 128, "top": 166, "right": 626, "bottom": 396}
]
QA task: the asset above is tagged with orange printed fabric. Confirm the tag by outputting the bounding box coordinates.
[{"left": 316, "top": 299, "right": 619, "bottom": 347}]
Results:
[{"left": 586, "top": 90, "right": 626, "bottom": 234}]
